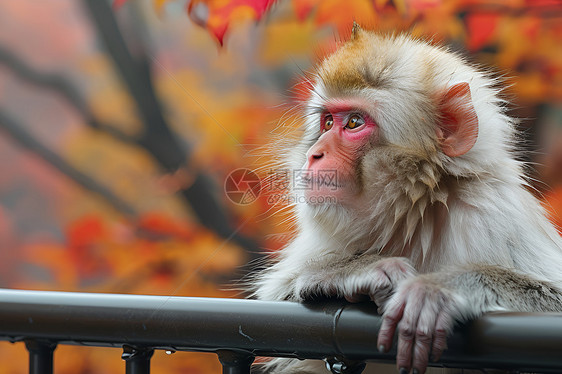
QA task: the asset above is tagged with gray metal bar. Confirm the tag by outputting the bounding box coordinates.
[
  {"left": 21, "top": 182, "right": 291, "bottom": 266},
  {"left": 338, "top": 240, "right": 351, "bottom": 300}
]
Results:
[
  {"left": 0, "top": 289, "right": 561, "bottom": 372},
  {"left": 25, "top": 340, "right": 56, "bottom": 374}
]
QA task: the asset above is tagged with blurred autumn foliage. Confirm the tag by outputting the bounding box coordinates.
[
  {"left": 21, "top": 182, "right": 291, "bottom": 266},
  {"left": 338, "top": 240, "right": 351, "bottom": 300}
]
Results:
[{"left": 0, "top": 0, "right": 561, "bottom": 372}]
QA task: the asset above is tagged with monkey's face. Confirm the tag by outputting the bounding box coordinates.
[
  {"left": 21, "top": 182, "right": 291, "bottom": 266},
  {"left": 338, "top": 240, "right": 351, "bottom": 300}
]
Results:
[
  {"left": 295, "top": 28, "right": 480, "bottom": 221},
  {"left": 296, "top": 32, "right": 436, "bottom": 212},
  {"left": 300, "top": 100, "right": 378, "bottom": 207}
]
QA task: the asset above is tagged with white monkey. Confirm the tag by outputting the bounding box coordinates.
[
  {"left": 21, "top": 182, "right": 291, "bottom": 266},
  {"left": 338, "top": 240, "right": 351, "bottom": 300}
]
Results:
[{"left": 252, "top": 24, "right": 562, "bottom": 374}]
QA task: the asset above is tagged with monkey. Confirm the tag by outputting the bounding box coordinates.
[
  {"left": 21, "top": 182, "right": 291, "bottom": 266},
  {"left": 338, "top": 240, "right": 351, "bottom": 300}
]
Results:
[{"left": 250, "top": 24, "right": 562, "bottom": 374}]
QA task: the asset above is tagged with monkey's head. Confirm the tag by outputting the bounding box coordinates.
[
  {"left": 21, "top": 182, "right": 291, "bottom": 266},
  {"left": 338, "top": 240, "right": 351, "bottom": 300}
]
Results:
[{"left": 289, "top": 24, "right": 516, "bottom": 247}]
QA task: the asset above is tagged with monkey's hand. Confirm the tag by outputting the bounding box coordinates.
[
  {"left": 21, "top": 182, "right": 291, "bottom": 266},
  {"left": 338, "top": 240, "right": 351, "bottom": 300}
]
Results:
[
  {"left": 342, "top": 257, "right": 417, "bottom": 309},
  {"left": 295, "top": 256, "right": 416, "bottom": 308},
  {"left": 377, "top": 275, "right": 462, "bottom": 374}
]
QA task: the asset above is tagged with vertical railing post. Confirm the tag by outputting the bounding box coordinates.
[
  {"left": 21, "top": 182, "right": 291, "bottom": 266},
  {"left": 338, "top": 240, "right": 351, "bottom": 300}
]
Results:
[
  {"left": 217, "top": 350, "right": 255, "bottom": 374},
  {"left": 25, "top": 340, "right": 56, "bottom": 374},
  {"left": 122, "top": 346, "right": 154, "bottom": 374},
  {"left": 325, "top": 357, "right": 366, "bottom": 374}
]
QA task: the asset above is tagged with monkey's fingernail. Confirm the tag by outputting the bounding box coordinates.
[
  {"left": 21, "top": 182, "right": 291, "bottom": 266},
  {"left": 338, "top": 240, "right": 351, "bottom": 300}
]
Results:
[
  {"left": 378, "top": 344, "right": 385, "bottom": 353},
  {"left": 399, "top": 368, "right": 408, "bottom": 374}
]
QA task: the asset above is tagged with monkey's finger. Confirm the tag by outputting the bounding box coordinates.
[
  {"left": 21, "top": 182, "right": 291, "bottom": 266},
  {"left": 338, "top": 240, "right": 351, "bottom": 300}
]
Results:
[
  {"left": 384, "top": 259, "right": 417, "bottom": 283},
  {"left": 366, "top": 269, "right": 391, "bottom": 291},
  {"left": 377, "top": 294, "right": 406, "bottom": 353},
  {"left": 411, "top": 297, "right": 440, "bottom": 374},
  {"left": 374, "top": 270, "right": 399, "bottom": 310},
  {"left": 396, "top": 290, "right": 426, "bottom": 372},
  {"left": 344, "top": 272, "right": 386, "bottom": 303},
  {"left": 371, "top": 291, "right": 392, "bottom": 311},
  {"left": 430, "top": 307, "right": 451, "bottom": 362},
  {"left": 370, "top": 282, "right": 393, "bottom": 308},
  {"left": 349, "top": 283, "right": 374, "bottom": 302}
]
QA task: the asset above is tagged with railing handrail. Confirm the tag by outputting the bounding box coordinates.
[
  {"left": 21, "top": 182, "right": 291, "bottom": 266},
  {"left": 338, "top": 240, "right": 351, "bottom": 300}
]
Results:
[{"left": 1, "top": 289, "right": 562, "bottom": 373}]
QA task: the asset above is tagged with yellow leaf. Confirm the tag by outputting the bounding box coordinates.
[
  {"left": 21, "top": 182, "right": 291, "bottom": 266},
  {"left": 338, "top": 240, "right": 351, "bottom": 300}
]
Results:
[{"left": 153, "top": 0, "right": 169, "bottom": 13}]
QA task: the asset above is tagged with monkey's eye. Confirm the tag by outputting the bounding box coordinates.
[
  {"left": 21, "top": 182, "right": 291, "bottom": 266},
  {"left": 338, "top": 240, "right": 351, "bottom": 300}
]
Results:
[
  {"left": 345, "top": 114, "right": 365, "bottom": 130},
  {"left": 322, "top": 115, "right": 334, "bottom": 132}
]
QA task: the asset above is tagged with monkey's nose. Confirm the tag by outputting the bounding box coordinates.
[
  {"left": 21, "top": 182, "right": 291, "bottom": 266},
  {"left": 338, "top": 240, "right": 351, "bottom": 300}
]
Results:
[
  {"left": 306, "top": 148, "right": 325, "bottom": 169},
  {"left": 307, "top": 152, "right": 324, "bottom": 167}
]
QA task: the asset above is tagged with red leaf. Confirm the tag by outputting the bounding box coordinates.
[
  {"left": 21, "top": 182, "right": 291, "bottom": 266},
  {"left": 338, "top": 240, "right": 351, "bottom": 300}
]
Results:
[
  {"left": 525, "top": 0, "right": 562, "bottom": 7},
  {"left": 138, "top": 212, "right": 195, "bottom": 241},
  {"left": 66, "top": 215, "right": 111, "bottom": 278},
  {"left": 407, "top": 0, "right": 441, "bottom": 11},
  {"left": 293, "top": 0, "right": 318, "bottom": 21},
  {"left": 466, "top": 12, "right": 499, "bottom": 51},
  {"left": 112, "top": 0, "right": 128, "bottom": 10},
  {"left": 67, "top": 215, "right": 106, "bottom": 249},
  {"left": 187, "top": 0, "right": 276, "bottom": 45}
]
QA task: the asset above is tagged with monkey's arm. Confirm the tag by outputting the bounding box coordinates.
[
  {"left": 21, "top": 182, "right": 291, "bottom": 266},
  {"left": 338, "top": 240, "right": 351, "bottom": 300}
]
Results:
[
  {"left": 293, "top": 253, "right": 417, "bottom": 307},
  {"left": 377, "top": 264, "right": 562, "bottom": 374},
  {"left": 255, "top": 251, "right": 417, "bottom": 305}
]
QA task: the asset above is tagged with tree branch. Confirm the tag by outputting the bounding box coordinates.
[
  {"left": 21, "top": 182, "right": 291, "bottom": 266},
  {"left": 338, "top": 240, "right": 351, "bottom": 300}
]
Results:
[
  {"left": 82, "top": 0, "right": 262, "bottom": 261},
  {"left": 0, "top": 46, "right": 136, "bottom": 145},
  {"left": 0, "top": 110, "right": 137, "bottom": 217}
]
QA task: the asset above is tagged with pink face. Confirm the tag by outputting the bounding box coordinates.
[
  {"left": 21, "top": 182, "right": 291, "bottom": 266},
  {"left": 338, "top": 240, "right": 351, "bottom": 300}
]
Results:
[{"left": 302, "top": 100, "right": 378, "bottom": 205}]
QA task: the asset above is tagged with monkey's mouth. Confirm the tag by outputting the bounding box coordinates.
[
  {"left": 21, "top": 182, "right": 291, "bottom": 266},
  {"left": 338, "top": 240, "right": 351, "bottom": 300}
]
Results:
[
  {"left": 314, "top": 179, "right": 343, "bottom": 189},
  {"left": 297, "top": 176, "right": 344, "bottom": 191}
]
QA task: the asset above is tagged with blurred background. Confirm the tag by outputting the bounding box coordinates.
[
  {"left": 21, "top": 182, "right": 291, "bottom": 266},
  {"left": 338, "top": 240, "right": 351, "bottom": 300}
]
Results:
[{"left": 0, "top": 0, "right": 560, "bottom": 372}]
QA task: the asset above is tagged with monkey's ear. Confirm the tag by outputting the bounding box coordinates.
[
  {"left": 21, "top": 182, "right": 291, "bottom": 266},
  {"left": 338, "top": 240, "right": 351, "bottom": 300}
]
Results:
[{"left": 436, "top": 82, "right": 479, "bottom": 157}]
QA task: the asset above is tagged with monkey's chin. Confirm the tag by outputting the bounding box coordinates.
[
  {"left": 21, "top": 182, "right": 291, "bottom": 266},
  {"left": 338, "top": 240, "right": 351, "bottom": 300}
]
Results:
[{"left": 303, "top": 188, "right": 346, "bottom": 206}]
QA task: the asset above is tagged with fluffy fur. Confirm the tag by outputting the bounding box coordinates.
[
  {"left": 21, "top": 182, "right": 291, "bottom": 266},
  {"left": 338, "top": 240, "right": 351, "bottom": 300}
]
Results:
[{"left": 251, "top": 27, "right": 562, "bottom": 374}]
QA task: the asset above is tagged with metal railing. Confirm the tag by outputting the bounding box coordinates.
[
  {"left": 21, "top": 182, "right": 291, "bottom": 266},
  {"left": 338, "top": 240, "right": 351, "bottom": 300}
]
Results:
[{"left": 1, "top": 289, "right": 562, "bottom": 374}]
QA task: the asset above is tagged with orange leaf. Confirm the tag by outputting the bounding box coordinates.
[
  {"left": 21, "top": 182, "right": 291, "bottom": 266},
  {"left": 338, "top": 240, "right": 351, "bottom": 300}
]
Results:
[
  {"left": 374, "top": 0, "right": 391, "bottom": 10},
  {"left": 154, "top": 0, "right": 169, "bottom": 13},
  {"left": 392, "top": 0, "right": 407, "bottom": 14},
  {"left": 544, "top": 187, "right": 562, "bottom": 235},
  {"left": 314, "top": 0, "right": 377, "bottom": 34},
  {"left": 187, "top": 0, "right": 276, "bottom": 45}
]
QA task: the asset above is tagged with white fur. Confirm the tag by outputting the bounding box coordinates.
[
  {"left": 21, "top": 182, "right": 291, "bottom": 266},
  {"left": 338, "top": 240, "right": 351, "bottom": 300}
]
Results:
[{"left": 251, "top": 31, "right": 562, "bottom": 374}]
